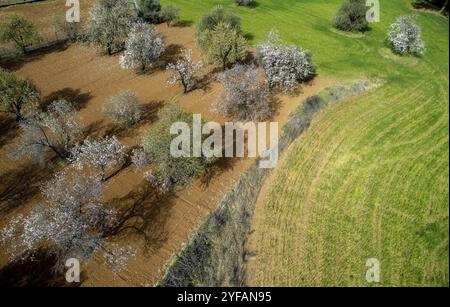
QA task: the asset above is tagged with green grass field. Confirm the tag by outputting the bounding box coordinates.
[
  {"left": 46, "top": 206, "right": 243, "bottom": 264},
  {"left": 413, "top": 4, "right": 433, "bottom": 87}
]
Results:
[{"left": 161, "top": 0, "right": 449, "bottom": 286}]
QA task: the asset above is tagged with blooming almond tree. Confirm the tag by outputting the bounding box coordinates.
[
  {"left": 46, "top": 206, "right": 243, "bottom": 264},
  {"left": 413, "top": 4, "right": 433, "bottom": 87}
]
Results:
[
  {"left": 0, "top": 171, "right": 121, "bottom": 271},
  {"left": 213, "top": 64, "right": 271, "bottom": 121},
  {"left": 257, "top": 29, "right": 315, "bottom": 92},
  {"left": 166, "top": 49, "right": 203, "bottom": 93},
  {"left": 11, "top": 99, "right": 82, "bottom": 165},
  {"left": 103, "top": 91, "right": 142, "bottom": 127},
  {"left": 70, "top": 136, "right": 127, "bottom": 181},
  {"left": 386, "top": 15, "right": 426, "bottom": 55},
  {"left": 87, "top": 0, "right": 134, "bottom": 55},
  {"left": 120, "top": 21, "right": 166, "bottom": 72}
]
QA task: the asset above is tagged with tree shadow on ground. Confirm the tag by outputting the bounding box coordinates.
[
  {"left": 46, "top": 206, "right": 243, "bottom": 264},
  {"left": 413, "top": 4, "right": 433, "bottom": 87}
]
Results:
[
  {"left": 0, "top": 115, "right": 19, "bottom": 149},
  {"left": 41, "top": 88, "right": 93, "bottom": 111},
  {"left": 0, "top": 249, "right": 84, "bottom": 287},
  {"left": 0, "top": 161, "right": 58, "bottom": 216},
  {"left": 0, "top": 43, "right": 69, "bottom": 71},
  {"left": 107, "top": 181, "right": 176, "bottom": 255}
]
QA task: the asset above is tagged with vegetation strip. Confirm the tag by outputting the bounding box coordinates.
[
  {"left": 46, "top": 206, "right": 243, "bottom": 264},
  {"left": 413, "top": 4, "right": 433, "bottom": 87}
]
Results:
[{"left": 159, "top": 80, "right": 373, "bottom": 287}]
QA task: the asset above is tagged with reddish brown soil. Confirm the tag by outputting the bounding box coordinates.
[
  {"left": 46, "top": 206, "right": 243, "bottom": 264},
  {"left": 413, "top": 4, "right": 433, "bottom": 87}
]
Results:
[{"left": 0, "top": 8, "right": 334, "bottom": 285}]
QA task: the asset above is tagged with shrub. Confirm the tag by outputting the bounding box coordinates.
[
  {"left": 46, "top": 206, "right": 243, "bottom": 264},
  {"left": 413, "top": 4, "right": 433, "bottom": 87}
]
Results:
[
  {"left": 52, "top": 15, "right": 83, "bottom": 42},
  {"left": 197, "top": 5, "right": 241, "bottom": 33},
  {"left": 137, "top": 0, "right": 161, "bottom": 23},
  {"left": 332, "top": 0, "right": 369, "bottom": 32},
  {"left": 87, "top": 0, "right": 134, "bottom": 55},
  {"left": 386, "top": 15, "right": 426, "bottom": 55},
  {"left": 120, "top": 21, "right": 166, "bottom": 72},
  {"left": 160, "top": 4, "right": 181, "bottom": 26},
  {"left": 142, "top": 102, "right": 214, "bottom": 191},
  {"left": 257, "top": 29, "right": 315, "bottom": 92},
  {"left": 0, "top": 68, "right": 39, "bottom": 121},
  {"left": 103, "top": 91, "right": 142, "bottom": 126},
  {"left": 197, "top": 22, "right": 247, "bottom": 70},
  {"left": 166, "top": 49, "right": 203, "bottom": 93},
  {"left": 235, "top": 0, "right": 255, "bottom": 6},
  {"left": 213, "top": 64, "right": 271, "bottom": 121}
]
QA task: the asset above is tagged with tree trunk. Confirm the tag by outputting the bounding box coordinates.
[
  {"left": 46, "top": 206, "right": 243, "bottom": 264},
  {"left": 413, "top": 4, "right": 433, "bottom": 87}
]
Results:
[{"left": 440, "top": 0, "right": 448, "bottom": 13}]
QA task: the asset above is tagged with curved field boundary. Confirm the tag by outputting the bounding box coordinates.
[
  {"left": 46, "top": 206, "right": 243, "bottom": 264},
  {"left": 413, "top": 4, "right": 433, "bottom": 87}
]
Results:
[{"left": 158, "top": 80, "right": 374, "bottom": 287}]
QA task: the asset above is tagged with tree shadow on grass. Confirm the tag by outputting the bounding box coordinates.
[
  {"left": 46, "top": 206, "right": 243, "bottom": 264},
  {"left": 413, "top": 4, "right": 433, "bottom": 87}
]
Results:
[{"left": 0, "top": 249, "right": 84, "bottom": 287}]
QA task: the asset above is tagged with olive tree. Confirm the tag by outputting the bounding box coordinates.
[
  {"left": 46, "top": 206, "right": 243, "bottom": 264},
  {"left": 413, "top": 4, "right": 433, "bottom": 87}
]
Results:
[
  {"left": 166, "top": 49, "right": 203, "bottom": 93},
  {"left": 70, "top": 136, "right": 127, "bottom": 181},
  {"left": 87, "top": 0, "right": 134, "bottom": 55},
  {"left": 257, "top": 29, "right": 315, "bottom": 92},
  {"left": 197, "top": 22, "right": 247, "bottom": 70},
  {"left": 103, "top": 91, "right": 142, "bottom": 126},
  {"left": 332, "top": 0, "right": 369, "bottom": 33},
  {"left": 119, "top": 21, "right": 166, "bottom": 72},
  {"left": 137, "top": 0, "right": 161, "bottom": 23},
  {"left": 142, "top": 102, "right": 214, "bottom": 191},
  {"left": 213, "top": 64, "right": 271, "bottom": 121},
  {"left": 11, "top": 100, "right": 82, "bottom": 165},
  {"left": 0, "top": 68, "right": 39, "bottom": 121},
  {"left": 160, "top": 4, "right": 181, "bottom": 27},
  {"left": 0, "top": 171, "right": 134, "bottom": 273},
  {"left": 386, "top": 15, "right": 426, "bottom": 55},
  {"left": 0, "top": 14, "right": 40, "bottom": 53},
  {"left": 197, "top": 5, "right": 241, "bottom": 33}
]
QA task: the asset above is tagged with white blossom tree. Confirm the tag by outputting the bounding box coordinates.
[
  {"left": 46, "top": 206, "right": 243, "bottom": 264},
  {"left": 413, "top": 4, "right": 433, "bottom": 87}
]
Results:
[
  {"left": 131, "top": 148, "right": 151, "bottom": 171},
  {"left": 0, "top": 171, "right": 119, "bottom": 271},
  {"left": 87, "top": 0, "right": 134, "bottom": 55},
  {"left": 386, "top": 15, "right": 426, "bottom": 55},
  {"left": 166, "top": 49, "right": 203, "bottom": 93},
  {"left": 70, "top": 136, "right": 127, "bottom": 181},
  {"left": 120, "top": 21, "right": 166, "bottom": 72},
  {"left": 213, "top": 64, "right": 271, "bottom": 121},
  {"left": 103, "top": 91, "right": 142, "bottom": 127},
  {"left": 11, "top": 99, "right": 82, "bottom": 165},
  {"left": 257, "top": 29, "right": 315, "bottom": 92}
]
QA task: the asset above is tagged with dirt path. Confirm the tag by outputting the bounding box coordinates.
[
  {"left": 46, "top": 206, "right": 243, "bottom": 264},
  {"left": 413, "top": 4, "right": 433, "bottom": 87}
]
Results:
[{"left": 0, "top": 21, "right": 334, "bottom": 285}]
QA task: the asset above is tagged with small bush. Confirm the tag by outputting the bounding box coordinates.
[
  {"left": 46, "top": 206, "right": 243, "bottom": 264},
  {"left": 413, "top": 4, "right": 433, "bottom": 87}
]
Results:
[
  {"left": 235, "top": 0, "right": 255, "bottom": 6},
  {"left": 160, "top": 4, "right": 181, "bottom": 26},
  {"left": 103, "top": 91, "right": 142, "bottom": 127},
  {"left": 197, "top": 5, "right": 241, "bottom": 33},
  {"left": 386, "top": 15, "right": 426, "bottom": 55},
  {"left": 332, "top": 0, "right": 369, "bottom": 32},
  {"left": 137, "top": 0, "right": 162, "bottom": 23}
]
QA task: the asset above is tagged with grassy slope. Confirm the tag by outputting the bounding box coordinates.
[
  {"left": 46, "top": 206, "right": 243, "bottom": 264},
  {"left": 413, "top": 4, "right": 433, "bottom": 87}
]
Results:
[{"left": 162, "top": 0, "right": 449, "bottom": 286}]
